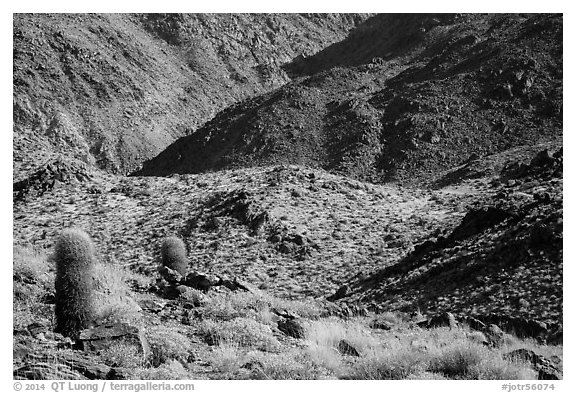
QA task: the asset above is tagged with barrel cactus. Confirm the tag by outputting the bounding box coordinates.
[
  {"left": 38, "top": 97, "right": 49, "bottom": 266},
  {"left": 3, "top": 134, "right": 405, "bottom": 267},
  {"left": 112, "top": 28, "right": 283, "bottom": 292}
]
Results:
[
  {"left": 54, "top": 228, "right": 96, "bottom": 338},
  {"left": 160, "top": 236, "right": 188, "bottom": 276}
]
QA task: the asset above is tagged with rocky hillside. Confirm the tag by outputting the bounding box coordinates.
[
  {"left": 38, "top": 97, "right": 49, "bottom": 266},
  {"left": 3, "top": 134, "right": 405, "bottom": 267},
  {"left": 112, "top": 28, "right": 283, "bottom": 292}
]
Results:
[
  {"left": 12, "top": 13, "right": 563, "bottom": 381},
  {"left": 343, "top": 146, "right": 563, "bottom": 341},
  {"left": 13, "top": 13, "right": 367, "bottom": 179},
  {"left": 135, "top": 14, "right": 562, "bottom": 185},
  {"left": 13, "top": 144, "right": 563, "bottom": 380}
]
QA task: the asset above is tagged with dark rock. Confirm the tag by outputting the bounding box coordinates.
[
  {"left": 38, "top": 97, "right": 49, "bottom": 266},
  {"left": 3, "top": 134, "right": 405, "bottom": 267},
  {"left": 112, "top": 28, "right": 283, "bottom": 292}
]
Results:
[
  {"left": 547, "top": 327, "right": 563, "bottom": 345},
  {"left": 530, "top": 149, "right": 556, "bottom": 168},
  {"left": 529, "top": 223, "right": 558, "bottom": 247},
  {"left": 327, "top": 285, "right": 349, "bottom": 302},
  {"left": 418, "top": 312, "right": 458, "bottom": 329},
  {"left": 219, "top": 277, "right": 256, "bottom": 292},
  {"left": 278, "top": 318, "right": 305, "bottom": 339},
  {"left": 13, "top": 158, "right": 92, "bottom": 203},
  {"left": 241, "top": 360, "right": 265, "bottom": 370},
  {"left": 277, "top": 241, "right": 295, "bottom": 254},
  {"left": 158, "top": 266, "right": 183, "bottom": 285},
  {"left": 77, "top": 323, "right": 149, "bottom": 357},
  {"left": 337, "top": 339, "right": 360, "bottom": 357},
  {"left": 269, "top": 234, "right": 282, "bottom": 243},
  {"left": 486, "top": 324, "right": 505, "bottom": 347},
  {"left": 27, "top": 322, "right": 49, "bottom": 337},
  {"left": 428, "top": 312, "right": 458, "bottom": 329},
  {"left": 449, "top": 207, "right": 514, "bottom": 243},
  {"left": 137, "top": 299, "right": 166, "bottom": 313},
  {"left": 182, "top": 272, "right": 214, "bottom": 292},
  {"left": 369, "top": 319, "right": 393, "bottom": 330},
  {"left": 271, "top": 307, "right": 299, "bottom": 320},
  {"left": 465, "top": 316, "right": 487, "bottom": 332},
  {"left": 107, "top": 367, "right": 132, "bottom": 380},
  {"left": 474, "top": 315, "right": 549, "bottom": 340}
]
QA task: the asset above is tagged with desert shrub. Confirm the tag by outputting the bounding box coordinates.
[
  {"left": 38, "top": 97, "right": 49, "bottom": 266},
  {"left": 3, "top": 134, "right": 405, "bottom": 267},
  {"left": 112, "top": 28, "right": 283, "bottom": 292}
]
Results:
[
  {"left": 160, "top": 237, "right": 188, "bottom": 276},
  {"left": 53, "top": 228, "right": 97, "bottom": 338}
]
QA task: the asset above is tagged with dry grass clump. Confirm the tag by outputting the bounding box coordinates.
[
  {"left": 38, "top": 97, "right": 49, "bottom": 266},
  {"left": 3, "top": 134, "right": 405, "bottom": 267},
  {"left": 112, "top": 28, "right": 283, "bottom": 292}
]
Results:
[
  {"left": 427, "top": 339, "right": 537, "bottom": 379},
  {"left": 303, "top": 317, "right": 382, "bottom": 375},
  {"left": 207, "top": 343, "right": 246, "bottom": 376},
  {"left": 92, "top": 262, "right": 142, "bottom": 325},
  {"left": 146, "top": 326, "right": 194, "bottom": 367},
  {"left": 241, "top": 350, "right": 335, "bottom": 380},
  {"left": 201, "top": 290, "right": 323, "bottom": 323},
  {"left": 13, "top": 245, "right": 55, "bottom": 329},
  {"left": 13, "top": 245, "right": 53, "bottom": 289},
  {"left": 306, "top": 317, "right": 381, "bottom": 353},
  {"left": 136, "top": 360, "right": 192, "bottom": 380},
  {"left": 202, "top": 291, "right": 270, "bottom": 321},
  {"left": 199, "top": 317, "right": 282, "bottom": 352},
  {"left": 348, "top": 350, "right": 428, "bottom": 379},
  {"left": 345, "top": 327, "right": 538, "bottom": 380},
  {"left": 99, "top": 341, "right": 146, "bottom": 368}
]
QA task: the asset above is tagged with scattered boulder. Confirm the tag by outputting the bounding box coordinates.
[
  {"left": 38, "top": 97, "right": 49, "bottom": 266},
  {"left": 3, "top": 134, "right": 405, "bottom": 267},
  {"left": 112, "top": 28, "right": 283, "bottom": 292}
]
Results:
[
  {"left": 77, "top": 323, "right": 149, "bottom": 357},
  {"left": 473, "top": 314, "right": 549, "bottom": 340},
  {"left": 137, "top": 299, "right": 167, "bottom": 313},
  {"left": 369, "top": 319, "right": 394, "bottom": 331},
  {"left": 464, "top": 316, "right": 487, "bottom": 332},
  {"left": 327, "top": 285, "right": 349, "bottom": 302},
  {"left": 201, "top": 189, "right": 270, "bottom": 235},
  {"left": 485, "top": 324, "right": 505, "bottom": 347},
  {"left": 428, "top": 312, "right": 458, "bottom": 329},
  {"left": 182, "top": 272, "right": 216, "bottom": 292},
  {"left": 278, "top": 319, "right": 306, "bottom": 339},
  {"left": 337, "top": 339, "right": 360, "bottom": 357},
  {"left": 13, "top": 158, "right": 92, "bottom": 202},
  {"left": 107, "top": 367, "right": 133, "bottom": 380},
  {"left": 158, "top": 266, "right": 183, "bottom": 285},
  {"left": 530, "top": 149, "right": 556, "bottom": 168},
  {"left": 417, "top": 312, "right": 458, "bottom": 329},
  {"left": 27, "top": 322, "right": 49, "bottom": 338}
]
